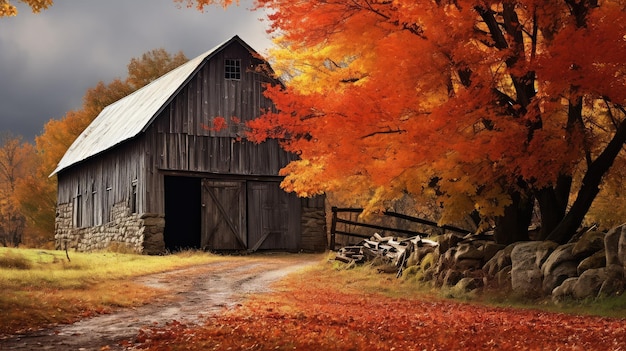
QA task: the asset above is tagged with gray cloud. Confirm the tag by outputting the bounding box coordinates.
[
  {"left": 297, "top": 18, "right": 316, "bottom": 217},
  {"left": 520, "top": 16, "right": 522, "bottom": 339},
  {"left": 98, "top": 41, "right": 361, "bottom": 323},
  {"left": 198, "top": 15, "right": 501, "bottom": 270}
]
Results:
[{"left": 0, "top": 0, "right": 272, "bottom": 141}]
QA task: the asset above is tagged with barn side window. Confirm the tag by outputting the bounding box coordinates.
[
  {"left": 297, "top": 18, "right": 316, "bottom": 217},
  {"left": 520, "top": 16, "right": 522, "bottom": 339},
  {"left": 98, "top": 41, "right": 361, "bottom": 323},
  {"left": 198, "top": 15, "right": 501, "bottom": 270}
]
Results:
[
  {"left": 73, "top": 186, "right": 83, "bottom": 228},
  {"left": 130, "top": 179, "right": 138, "bottom": 214},
  {"left": 225, "top": 59, "right": 241, "bottom": 80},
  {"left": 92, "top": 182, "right": 101, "bottom": 226}
]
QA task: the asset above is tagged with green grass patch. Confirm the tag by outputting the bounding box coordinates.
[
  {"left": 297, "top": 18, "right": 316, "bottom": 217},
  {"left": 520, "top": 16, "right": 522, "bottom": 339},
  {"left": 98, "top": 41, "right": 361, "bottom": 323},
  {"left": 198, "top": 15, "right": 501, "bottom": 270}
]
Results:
[
  {"left": 0, "top": 247, "right": 227, "bottom": 335},
  {"left": 328, "top": 257, "right": 626, "bottom": 319},
  {"left": 0, "top": 247, "right": 222, "bottom": 290}
]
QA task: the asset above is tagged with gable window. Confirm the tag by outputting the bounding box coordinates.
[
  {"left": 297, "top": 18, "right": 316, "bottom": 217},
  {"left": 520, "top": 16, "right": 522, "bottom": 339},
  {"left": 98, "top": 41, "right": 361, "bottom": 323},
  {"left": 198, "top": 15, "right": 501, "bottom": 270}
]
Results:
[{"left": 225, "top": 59, "right": 241, "bottom": 80}]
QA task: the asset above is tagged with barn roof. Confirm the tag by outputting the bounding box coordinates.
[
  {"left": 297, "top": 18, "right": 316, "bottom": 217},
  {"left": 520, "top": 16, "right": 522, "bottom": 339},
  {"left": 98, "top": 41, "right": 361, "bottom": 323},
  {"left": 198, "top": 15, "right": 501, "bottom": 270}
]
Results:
[{"left": 50, "top": 35, "right": 258, "bottom": 177}]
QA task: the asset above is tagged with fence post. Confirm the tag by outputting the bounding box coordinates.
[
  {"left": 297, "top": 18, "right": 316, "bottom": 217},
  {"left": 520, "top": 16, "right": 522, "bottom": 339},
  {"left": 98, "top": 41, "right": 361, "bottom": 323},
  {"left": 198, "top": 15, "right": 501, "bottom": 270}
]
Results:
[{"left": 330, "top": 206, "right": 338, "bottom": 250}]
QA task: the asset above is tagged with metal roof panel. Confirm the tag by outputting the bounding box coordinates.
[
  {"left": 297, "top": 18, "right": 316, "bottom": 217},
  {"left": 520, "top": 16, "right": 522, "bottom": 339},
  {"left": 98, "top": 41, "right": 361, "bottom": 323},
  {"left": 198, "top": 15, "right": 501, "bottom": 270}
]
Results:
[{"left": 50, "top": 36, "right": 247, "bottom": 176}]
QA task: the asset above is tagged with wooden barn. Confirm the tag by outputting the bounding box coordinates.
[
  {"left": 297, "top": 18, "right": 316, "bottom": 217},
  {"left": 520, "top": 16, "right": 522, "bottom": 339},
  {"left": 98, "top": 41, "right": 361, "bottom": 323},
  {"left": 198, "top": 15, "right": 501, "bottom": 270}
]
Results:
[{"left": 51, "top": 36, "right": 326, "bottom": 254}]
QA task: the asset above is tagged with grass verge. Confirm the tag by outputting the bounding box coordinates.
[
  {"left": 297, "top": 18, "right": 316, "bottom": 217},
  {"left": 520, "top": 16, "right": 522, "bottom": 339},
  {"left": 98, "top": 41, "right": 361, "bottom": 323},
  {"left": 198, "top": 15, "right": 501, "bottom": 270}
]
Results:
[{"left": 0, "top": 247, "right": 224, "bottom": 336}]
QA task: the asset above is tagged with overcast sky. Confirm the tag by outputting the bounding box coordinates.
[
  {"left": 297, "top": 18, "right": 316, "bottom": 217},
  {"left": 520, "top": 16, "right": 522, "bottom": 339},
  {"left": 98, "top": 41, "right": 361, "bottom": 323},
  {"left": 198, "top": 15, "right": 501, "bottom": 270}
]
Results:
[{"left": 0, "top": 0, "right": 273, "bottom": 142}]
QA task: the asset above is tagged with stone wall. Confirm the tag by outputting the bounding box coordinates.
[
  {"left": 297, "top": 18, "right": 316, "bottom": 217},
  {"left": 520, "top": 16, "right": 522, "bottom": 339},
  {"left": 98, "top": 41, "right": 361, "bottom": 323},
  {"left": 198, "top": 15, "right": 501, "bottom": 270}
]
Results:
[
  {"left": 300, "top": 207, "right": 327, "bottom": 252},
  {"left": 55, "top": 201, "right": 165, "bottom": 254},
  {"left": 401, "top": 224, "right": 626, "bottom": 301}
]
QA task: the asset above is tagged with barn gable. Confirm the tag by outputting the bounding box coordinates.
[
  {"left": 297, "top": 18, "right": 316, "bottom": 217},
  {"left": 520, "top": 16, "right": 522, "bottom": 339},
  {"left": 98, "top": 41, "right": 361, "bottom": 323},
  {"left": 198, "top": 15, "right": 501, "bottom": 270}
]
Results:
[{"left": 53, "top": 36, "right": 327, "bottom": 254}]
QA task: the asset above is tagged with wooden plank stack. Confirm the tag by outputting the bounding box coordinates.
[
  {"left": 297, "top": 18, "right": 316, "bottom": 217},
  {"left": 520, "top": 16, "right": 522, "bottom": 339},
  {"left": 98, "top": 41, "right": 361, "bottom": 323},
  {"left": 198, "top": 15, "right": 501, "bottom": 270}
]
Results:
[{"left": 335, "top": 233, "right": 438, "bottom": 277}]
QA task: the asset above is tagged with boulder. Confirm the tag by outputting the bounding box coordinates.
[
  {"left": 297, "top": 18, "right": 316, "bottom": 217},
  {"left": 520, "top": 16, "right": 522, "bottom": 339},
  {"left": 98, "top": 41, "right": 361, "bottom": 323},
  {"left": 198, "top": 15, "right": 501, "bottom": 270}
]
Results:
[
  {"left": 483, "top": 242, "right": 506, "bottom": 262},
  {"left": 573, "top": 268, "right": 607, "bottom": 299},
  {"left": 577, "top": 251, "right": 606, "bottom": 276},
  {"left": 483, "top": 252, "right": 500, "bottom": 278},
  {"left": 483, "top": 243, "right": 515, "bottom": 278},
  {"left": 456, "top": 258, "right": 483, "bottom": 271},
  {"left": 572, "top": 230, "right": 605, "bottom": 257},
  {"left": 605, "top": 224, "right": 624, "bottom": 266},
  {"left": 455, "top": 242, "right": 484, "bottom": 261},
  {"left": 552, "top": 277, "right": 578, "bottom": 303},
  {"left": 511, "top": 241, "right": 554, "bottom": 297},
  {"left": 436, "top": 233, "right": 465, "bottom": 254},
  {"left": 535, "top": 241, "right": 560, "bottom": 268},
  {"left": 443, "top": 269, "right": 464, "bottom": 287},
  {"left": 599, "top": 264, "right": 625, "bottom": 297},
  {"left": 495, "top": 265, "right": 512, "bottom": 291},
  {"left": 512, "top": 268, "right": 543, "bottom": 297},
  {"left": 455, "top": 277, "right": 484, "bottom": 292},
  {"left": 511, "top": 241, "right": 545, "bottom": 271},
  {"left": 541, "top": 243, "right": 578, "bottom": 277},
  {"left": 419, "top": 252, "right": 438, "bottom": 271},
  {"left": 408, "top": 246, "right": 435, "bottom": 267},
  {"left": 436, "top": 247, "right": 457, "bottom": 274},
  {"left": 619, "top": 226, "right": 626, "bottom": 267},
  {"left": 542, "top": 261, "right": 578, "bottom": 295}
]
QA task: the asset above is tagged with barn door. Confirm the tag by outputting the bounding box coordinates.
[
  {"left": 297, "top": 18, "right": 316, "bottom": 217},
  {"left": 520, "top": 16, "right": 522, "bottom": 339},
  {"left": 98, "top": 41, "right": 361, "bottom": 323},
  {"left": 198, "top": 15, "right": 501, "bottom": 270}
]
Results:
[
  {"left": 201, "top": 180, "right": 247, "bottom": 250},
  {"left": 247, "top": 181, "right": 300, "bottom": 251}
]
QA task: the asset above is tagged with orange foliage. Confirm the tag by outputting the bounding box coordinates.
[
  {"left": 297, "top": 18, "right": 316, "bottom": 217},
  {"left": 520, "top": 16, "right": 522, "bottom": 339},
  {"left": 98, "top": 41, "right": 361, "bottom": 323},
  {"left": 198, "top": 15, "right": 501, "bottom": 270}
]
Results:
[
  {"left": 222, "top": 0, "right": 626, "bottom": 229},
  {"left": 0, "top": 0, "right": 53, "bottom": 17},
  {"left": 0, "top": 135, "right": 36, "bottom": 246},
  {"left": 132, "top": 271, "right": 626, "bottom": 350},
  {"left": 172, "top": 0, "right": 238, "bottom": 11}
]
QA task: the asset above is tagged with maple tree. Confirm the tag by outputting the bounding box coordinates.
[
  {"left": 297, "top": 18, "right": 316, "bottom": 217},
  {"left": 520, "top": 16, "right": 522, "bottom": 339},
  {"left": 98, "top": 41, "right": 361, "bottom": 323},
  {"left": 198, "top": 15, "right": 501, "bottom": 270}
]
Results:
[
  {"left": 183, "top": 0, "right": 626, "bottom": 245},
  {"left": 0, "top": 0, "right": 52, "bottom": 17},
  {"left": 13, "top": 49, "right": 188, "bottom": 243}
]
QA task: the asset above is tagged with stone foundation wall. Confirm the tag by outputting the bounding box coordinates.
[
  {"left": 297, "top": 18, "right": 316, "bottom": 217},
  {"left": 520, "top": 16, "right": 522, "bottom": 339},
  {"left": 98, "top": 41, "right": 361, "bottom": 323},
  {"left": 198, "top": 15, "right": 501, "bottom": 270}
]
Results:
[
  {"left": 300, "top": 207, "right": 327, "bottom": 252},
  {"left": 55, "top": 202, "right": 165, "bottom": 254}
]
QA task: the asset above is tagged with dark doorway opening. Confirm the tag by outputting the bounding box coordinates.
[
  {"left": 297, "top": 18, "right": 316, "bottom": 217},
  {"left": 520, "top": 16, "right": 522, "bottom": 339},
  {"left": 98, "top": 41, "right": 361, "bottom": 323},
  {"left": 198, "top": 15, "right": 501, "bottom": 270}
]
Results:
[{"left": 164, "top": 176, "right": 201, "bottom": 251}]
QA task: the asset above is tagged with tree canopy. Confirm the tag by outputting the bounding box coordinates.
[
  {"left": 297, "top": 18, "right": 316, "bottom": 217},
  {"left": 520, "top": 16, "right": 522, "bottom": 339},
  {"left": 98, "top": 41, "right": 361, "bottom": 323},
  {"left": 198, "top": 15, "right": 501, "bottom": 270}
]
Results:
[
  {"left": 0, "top": 0, "right": 52, "bottom": 16},
  {"left": 184, "top": 0, "right": 626, "bottom": 245},
  {"left": 0, "top": 133, "right": 35, "bottom": 246}
]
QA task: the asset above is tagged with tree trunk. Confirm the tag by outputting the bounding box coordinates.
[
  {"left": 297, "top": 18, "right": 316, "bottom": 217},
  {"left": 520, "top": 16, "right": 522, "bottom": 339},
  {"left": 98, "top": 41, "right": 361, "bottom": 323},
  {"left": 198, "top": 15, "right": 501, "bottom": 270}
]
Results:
[
  {"left": 535, "top": 174, "right": 572, "bottom": 240},
  {"left": 547, "top": 117, "right": 626, "bottom": 244},
  {"left": 494, "top": 191, "right": 533, "bottom": 245}
]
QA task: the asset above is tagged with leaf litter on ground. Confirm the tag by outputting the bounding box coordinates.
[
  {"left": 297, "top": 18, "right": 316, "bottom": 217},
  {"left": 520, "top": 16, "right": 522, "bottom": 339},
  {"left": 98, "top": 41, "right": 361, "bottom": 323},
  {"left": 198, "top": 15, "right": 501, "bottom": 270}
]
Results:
[{"left": 132, "top": 261, "right": 626, "bottom": 351}]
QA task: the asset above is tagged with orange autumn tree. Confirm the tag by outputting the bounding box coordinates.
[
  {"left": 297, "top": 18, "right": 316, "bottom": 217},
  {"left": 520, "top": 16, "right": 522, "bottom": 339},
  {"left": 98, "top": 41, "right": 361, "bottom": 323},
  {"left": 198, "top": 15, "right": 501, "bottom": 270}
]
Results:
[
  {"left": 184, "top": 0, "right": 626, "bottom": 245},
  {"left": 0, "top": 134, "right": 36, "bottom": 247}
]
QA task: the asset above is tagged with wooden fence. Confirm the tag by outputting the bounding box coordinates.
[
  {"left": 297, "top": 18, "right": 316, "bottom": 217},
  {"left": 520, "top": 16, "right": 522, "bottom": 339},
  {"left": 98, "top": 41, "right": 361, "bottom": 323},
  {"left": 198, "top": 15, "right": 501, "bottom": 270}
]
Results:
[{"left": 329, "top": 207, "right": 472, "bottom": 250}]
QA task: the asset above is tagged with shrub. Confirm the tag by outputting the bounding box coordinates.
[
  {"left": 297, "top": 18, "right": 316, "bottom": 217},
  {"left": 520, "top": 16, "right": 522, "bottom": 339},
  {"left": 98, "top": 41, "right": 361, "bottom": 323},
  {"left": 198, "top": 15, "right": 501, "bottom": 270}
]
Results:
[{"left": 0, "top": 250, "right": 32, "bottom": 269}]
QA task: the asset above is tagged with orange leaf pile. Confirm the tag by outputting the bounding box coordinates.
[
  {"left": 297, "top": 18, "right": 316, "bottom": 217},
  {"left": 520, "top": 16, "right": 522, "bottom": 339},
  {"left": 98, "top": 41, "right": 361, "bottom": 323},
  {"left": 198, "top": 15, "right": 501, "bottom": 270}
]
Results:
[{"left": 132, "top": 278, "right": 626, "bottom": 350}]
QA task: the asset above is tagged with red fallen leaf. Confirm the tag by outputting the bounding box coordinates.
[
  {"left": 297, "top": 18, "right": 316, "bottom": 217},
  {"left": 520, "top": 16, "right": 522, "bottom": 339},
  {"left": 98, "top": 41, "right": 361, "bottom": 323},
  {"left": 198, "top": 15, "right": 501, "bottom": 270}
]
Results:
[{"left": 131, "top": 276, "right": 626, "bottom": 351}]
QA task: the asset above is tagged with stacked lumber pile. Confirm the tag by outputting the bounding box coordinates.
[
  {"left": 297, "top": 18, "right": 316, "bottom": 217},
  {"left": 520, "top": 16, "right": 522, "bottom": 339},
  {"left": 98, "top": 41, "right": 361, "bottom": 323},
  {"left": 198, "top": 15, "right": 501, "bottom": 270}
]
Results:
[{"left": 335, "top": 233, "right": 438, "bottom": 276}]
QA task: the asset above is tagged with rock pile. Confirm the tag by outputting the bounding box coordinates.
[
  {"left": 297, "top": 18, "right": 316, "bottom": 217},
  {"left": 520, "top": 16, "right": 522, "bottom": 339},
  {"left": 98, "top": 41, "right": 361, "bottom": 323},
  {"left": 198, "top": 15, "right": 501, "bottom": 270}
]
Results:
[
  {"left": 481, "top": 226, "right": 626, "bottom": 301},
  {"left": 337, "top": 223, "right": 626, "bottom": 301}
]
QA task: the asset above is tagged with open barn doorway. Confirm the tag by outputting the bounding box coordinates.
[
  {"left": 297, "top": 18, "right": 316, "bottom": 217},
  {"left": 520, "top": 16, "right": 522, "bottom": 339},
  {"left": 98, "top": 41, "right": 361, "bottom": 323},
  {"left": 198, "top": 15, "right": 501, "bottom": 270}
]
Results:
[{"left": 164, "top": 176, "right": 201, "bottom": 251}]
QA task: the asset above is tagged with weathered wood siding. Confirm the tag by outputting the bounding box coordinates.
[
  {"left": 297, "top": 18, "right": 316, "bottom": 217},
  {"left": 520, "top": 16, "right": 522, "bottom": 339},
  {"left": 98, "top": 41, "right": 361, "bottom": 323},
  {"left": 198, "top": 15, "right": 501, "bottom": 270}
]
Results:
[
  {"left": 55, "top": 39, "right": 325, "bottom": 253},
  {"left": 56, "top": 140, "right": 147, "bottom": 227},
  {"left": 142, "top": 40, "right": 296, "bottom": 214}
]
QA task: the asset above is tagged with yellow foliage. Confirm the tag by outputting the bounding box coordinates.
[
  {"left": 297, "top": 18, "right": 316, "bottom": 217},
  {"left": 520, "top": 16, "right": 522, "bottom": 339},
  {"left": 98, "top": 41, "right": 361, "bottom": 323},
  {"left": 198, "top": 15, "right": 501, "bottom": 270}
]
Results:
[{"left": 0, "top": 0, "right": 52, "bottom": 17}]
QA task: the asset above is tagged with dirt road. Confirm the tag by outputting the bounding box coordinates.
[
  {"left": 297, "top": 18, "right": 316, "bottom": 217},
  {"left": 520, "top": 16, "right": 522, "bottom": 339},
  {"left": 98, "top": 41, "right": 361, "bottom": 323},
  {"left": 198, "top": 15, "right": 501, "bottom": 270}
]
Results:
[{"left": 0, "top": 254, "right": 321, "bottom": 351}]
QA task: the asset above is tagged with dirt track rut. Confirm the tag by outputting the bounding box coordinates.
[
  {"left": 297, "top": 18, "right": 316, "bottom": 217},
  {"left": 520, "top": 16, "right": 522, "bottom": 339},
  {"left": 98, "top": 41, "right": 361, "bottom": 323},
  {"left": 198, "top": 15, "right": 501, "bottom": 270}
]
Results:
[{"left": 0, "top": 254, "right": 319, "bottom": 351}]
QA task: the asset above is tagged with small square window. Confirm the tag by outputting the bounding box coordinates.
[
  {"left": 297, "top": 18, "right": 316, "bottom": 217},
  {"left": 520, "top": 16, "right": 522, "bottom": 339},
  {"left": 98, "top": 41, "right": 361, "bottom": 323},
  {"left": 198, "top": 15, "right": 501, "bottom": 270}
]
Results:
[{"left": 225, "top": 59, "right": 241, "bottom": 80}]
